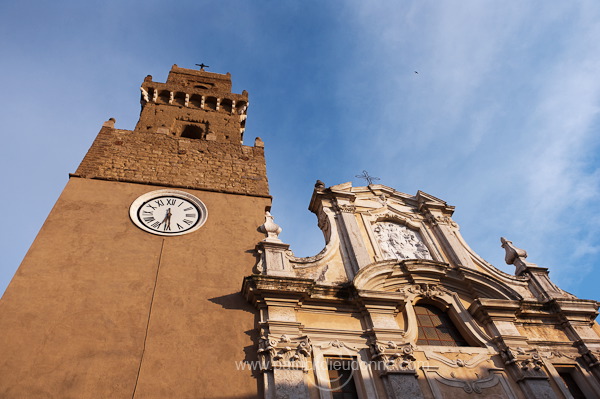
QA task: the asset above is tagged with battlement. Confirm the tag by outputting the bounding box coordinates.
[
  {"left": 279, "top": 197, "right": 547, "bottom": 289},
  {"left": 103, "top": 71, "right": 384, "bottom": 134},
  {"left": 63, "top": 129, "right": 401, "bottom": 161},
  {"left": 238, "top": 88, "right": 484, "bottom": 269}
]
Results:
[{"left": 135, "top": 65, "right": 249, "bottom": 144}]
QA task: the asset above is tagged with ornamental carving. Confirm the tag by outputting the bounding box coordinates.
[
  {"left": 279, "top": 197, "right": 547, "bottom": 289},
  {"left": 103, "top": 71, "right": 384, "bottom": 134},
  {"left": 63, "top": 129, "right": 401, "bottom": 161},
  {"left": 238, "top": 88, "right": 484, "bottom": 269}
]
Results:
[
  {"left": 580, "top": 348, "right": 600, "bottom": 368},
  {"left": 318, "top": 340, "right": 360, "bottom": 353},
  {"left": 500, "top": 347, "right": 547, "bottom": 379},
  {"left": 336, "top": 204, "right": 356, "bottom": 213},
  {"left": 404, "top": 283, "right": 446, "bottom": 298},
  {"left": 317, "top": 209, "right": 330, "bottom": 236},
  {"left": 426, "top": 214, "right": 457, "bottom": 227},
  {"left": 424, "top": 351, "right": 491, "bottom": 369},
  {"left": 373, "top": 222, "right": 432, "bottom": 261},
  {"left": 423, "top": 368, "right": 510, "bottom": 395},
  {"left": 542, "top": 350, "right": 579, "bottom": 361},
  {"left": 257, "top": 335, "right": 312, "bottom": 371},
  {"left": 369, "top": 340, "right": 417, "bottom": 372}
]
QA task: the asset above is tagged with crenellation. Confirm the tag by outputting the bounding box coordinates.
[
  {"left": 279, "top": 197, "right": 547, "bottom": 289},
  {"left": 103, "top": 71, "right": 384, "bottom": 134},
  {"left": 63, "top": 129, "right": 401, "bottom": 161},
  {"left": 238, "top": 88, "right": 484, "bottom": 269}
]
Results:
[
  {"left": 135, "top": 65, "right": 249, "bottom": 144},
  {"left": 141, "top": 82, "right": 248, "bottom": 112}
]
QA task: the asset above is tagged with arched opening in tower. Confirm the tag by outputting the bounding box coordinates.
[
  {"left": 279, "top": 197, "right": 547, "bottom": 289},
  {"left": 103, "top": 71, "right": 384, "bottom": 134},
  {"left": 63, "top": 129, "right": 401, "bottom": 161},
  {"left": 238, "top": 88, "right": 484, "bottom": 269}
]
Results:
[{"left": 180, "top": 124, "right": 205, "bottom": 140}]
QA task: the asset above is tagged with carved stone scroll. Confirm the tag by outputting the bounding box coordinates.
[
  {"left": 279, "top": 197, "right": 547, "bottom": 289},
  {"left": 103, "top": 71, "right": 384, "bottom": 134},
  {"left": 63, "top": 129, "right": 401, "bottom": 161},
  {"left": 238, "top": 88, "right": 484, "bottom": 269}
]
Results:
[{"left": 421, "top": 366, "right": 517, "bottom": 398}]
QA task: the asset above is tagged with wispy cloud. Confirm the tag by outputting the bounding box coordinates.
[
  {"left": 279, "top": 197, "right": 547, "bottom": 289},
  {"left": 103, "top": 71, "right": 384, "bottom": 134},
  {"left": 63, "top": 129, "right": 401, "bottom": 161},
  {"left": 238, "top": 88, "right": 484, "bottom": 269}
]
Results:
[{"left": 322, "top": 1, "right": 600, "bottom": 292}]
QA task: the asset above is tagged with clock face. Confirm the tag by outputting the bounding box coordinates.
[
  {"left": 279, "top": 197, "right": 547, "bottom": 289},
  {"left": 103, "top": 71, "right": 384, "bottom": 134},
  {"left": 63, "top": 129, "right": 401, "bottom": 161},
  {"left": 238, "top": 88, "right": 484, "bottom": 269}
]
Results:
[{"left": 129, "top": 190, "right": 208, "bottom": 236}]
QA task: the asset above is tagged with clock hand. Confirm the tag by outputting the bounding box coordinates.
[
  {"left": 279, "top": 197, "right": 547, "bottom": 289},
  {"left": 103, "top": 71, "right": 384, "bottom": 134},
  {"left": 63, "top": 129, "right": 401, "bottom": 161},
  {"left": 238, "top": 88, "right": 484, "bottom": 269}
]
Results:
[
  {"left": 165, "top": 208, "right": 172, "bottom": 230},
  {"left": 159, "top": 208, "right": 172, "bottom": 230}
]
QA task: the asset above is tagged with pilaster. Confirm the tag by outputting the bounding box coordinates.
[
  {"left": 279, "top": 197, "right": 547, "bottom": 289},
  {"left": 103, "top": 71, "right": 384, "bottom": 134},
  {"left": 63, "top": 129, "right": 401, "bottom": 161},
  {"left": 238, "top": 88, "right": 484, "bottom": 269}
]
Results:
[
  {"left": 333, "top": 195, "right": 371, "bottom": 276},
  {"left": 416, "top": 192, "right": 473, "bottom": 268},
  {"left": 258, "top": 335, "right": 312, "bottom": 399}
]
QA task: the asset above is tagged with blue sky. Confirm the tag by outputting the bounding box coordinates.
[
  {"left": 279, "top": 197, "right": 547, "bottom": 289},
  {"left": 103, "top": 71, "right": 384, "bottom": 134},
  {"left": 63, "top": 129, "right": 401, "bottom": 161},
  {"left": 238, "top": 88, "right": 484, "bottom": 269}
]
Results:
[{"left": 1, "top": 1, "right": 599, "bottom": 300}]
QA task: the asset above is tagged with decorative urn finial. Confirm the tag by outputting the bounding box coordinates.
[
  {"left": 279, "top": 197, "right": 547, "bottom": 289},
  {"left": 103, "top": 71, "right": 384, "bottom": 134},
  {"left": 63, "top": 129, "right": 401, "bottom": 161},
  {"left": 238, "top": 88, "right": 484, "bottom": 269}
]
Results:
[
  {"left": 260, "top": 211, "right": 282, "bottom": 242},
  {"left": 500, "top": 237, "right": 528, "bottom": 265}
]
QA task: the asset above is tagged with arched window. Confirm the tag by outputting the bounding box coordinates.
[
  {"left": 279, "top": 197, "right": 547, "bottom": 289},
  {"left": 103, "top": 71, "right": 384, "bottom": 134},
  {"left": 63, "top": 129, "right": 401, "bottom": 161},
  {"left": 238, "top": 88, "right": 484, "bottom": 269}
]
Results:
[{"left": 414, "top": 303, "right": 468, "bottom": 346}]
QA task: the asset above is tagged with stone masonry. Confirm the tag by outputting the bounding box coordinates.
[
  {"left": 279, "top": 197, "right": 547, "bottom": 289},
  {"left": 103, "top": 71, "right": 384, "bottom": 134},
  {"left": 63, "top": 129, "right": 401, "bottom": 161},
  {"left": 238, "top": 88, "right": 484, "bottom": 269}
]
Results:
[{"left": 75, "top": 65, "right": 269, "bottom": 197}]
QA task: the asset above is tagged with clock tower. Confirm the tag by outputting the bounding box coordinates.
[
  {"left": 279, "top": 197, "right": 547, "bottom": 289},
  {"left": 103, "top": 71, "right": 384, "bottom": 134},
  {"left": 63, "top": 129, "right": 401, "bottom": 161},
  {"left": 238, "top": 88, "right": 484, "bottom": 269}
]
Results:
[{"left": 0, "top": 65, "right": 270, "bottom": 398}]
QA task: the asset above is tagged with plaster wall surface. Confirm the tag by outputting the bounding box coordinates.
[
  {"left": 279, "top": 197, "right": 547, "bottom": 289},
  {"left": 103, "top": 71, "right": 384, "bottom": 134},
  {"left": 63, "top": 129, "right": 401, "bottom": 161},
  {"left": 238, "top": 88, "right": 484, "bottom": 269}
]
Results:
[{"left": 0, "top": 177, "right": 269, "bottom": 399}]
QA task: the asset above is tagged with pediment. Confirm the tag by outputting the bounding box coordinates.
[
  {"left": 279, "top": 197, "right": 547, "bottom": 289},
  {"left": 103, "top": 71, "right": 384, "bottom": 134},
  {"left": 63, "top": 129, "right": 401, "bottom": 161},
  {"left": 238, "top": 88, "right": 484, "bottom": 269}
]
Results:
[{"left": 353, "top": 260, "right": 522, "bottom": 300}]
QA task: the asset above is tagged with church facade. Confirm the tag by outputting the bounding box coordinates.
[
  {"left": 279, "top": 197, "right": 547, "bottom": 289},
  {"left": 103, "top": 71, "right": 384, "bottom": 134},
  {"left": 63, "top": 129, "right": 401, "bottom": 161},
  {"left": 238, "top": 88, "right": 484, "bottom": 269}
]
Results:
[{"left": 1, "top": 65, "right": 599, "bottom": 398}]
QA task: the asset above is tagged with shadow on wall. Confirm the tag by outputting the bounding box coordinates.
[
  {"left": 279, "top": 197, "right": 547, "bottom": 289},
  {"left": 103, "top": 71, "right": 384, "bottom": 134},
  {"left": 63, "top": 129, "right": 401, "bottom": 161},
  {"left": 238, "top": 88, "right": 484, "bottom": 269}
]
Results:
[{"left": 209, "top": 291, "right": 264, "bottom": 396}]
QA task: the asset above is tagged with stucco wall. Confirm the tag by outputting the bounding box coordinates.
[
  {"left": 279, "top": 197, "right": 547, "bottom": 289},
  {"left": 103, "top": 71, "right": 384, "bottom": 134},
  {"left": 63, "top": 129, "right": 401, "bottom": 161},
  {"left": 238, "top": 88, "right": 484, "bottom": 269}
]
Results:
[{"left": 0, "top": 178, "right": 270, "bottom": 398}]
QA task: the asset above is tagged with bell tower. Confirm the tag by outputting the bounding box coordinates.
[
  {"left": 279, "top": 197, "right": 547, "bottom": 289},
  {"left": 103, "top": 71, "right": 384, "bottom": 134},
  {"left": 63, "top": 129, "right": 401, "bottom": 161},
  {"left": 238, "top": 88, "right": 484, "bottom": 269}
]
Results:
[
  {"left": 0, "top": 65, "right": 270, "bottom": 398},
  {"left": 136, "top": 65, "right": 249, "bottom": 143}
]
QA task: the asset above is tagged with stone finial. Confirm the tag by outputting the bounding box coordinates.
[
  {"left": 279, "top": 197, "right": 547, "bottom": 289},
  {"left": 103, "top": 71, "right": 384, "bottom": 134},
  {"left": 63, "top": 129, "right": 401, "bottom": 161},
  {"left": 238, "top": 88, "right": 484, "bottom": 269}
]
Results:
[
  {"left": 500, "top": 237, "right": 527, "bottom": 265},
  {"left": 102, "top": 118, "right": 116, "bottom": 128},
  {"left": 260, "top": 211, "right": 282, "bottom": 242},
  {"left": 254, "top": 137, "right": 264, "bottom": 148},
  {"left": 315, "top": 180, "right": 325, "bottom": 189},
  {"left": 501, "top": 237, "right": 543, "bottom": 277},
  {"left": 501, "top": 237, "right": 569, "bottom": 299}
]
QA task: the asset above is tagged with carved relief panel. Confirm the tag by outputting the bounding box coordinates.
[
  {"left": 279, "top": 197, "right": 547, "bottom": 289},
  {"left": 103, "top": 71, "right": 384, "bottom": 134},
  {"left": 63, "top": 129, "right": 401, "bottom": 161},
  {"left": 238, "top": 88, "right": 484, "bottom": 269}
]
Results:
[{"left": 373, "top": 222, "right": 432, "bottom": 261}]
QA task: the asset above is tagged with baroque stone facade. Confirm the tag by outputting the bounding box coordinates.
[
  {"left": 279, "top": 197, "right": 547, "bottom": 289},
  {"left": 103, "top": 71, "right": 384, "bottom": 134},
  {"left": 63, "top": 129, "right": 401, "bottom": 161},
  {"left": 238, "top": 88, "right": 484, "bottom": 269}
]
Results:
[{"left": 245, "top": 182, "right": 600, "bottom": 398}]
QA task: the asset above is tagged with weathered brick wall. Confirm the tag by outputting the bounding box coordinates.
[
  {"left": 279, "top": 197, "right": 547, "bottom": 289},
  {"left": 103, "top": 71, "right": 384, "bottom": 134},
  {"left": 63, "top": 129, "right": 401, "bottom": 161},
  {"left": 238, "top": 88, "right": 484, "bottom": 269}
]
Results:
[{"left": 75, "top": 126, "right": 269, "bottom": 197}]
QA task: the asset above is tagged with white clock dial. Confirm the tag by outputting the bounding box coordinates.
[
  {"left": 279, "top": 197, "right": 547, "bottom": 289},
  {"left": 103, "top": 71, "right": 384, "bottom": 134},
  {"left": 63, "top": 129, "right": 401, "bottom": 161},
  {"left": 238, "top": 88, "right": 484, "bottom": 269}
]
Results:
[{"left": 129, "top": 190, "right": 208, "bottom": 236}]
